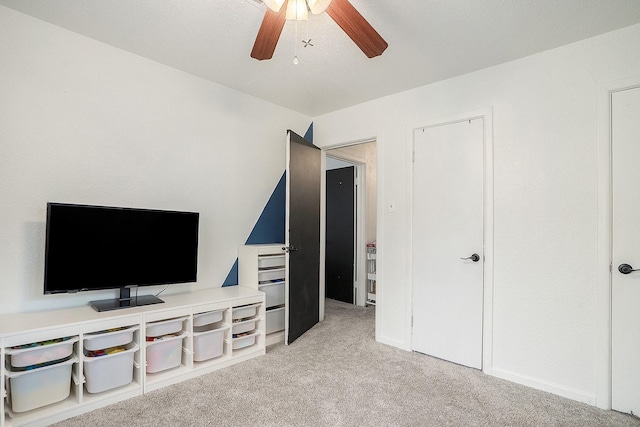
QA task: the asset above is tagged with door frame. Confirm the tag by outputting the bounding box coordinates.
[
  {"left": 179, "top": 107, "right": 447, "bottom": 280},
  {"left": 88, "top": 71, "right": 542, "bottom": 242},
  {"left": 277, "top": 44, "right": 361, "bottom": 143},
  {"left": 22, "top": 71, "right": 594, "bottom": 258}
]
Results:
[
  {"left": 325, "top": 153, "right": 366, "bottom": 306},
  {"left": 406, "top": 108, "right": 494, "bottom": 373},
  {"left": 596, "top": 75, "right": 640, "bottom": 410}
]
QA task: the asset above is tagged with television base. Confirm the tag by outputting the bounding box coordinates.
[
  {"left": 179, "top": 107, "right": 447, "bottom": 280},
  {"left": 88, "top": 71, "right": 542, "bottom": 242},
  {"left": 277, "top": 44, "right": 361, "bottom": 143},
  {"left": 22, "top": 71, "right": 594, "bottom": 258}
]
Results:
[{"left": 90, "top": 293, "right": 164, "bottom": 312}]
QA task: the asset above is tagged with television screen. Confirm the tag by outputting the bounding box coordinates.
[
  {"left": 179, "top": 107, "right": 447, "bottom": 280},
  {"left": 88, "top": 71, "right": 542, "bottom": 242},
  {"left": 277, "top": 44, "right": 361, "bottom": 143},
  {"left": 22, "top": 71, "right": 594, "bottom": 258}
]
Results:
[{"left": 44, "top": 203, "right": 199, "bottom": 307}]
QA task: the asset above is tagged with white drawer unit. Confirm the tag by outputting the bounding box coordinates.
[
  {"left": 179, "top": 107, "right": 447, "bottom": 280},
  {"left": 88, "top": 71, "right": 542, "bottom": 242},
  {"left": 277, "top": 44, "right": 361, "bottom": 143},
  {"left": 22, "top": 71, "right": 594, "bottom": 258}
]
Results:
[
  {"left": 238, "top": 244, "right": 287, "bottom": 346},
  {"left": 0, "top": 286, "right": 264, "bottom": 427}
]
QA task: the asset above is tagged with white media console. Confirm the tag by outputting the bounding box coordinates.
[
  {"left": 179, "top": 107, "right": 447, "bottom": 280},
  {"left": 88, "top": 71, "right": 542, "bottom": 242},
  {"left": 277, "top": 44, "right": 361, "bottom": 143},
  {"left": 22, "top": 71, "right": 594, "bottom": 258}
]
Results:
[{"left": 0, "top": 286, "right": 265, "bottom": 427}]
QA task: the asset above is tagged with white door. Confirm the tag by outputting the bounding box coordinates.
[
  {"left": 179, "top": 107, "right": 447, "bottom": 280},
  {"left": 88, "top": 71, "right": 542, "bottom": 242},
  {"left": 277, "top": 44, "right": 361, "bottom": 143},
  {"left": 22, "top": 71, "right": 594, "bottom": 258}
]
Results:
[
  {"left": 611, "top": 85, "right": 640, "bottom": 415},
  {"left": 411, "top": 118, "right": 484, "bottom": 369}
]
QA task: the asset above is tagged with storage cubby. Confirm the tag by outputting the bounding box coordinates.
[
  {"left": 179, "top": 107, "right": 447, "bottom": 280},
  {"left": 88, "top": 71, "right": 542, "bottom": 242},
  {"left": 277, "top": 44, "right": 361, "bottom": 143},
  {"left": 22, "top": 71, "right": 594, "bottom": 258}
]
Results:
[
  {"left": 228, "top": 303, "right": 263, "bottom": 354},
  {"left": 0, "top": 286, "right": 264, "bottom": 427},
  {"left": 238, "top": 244, "right": 286, "bottom": 346},
  {"left": 2, "top": 326, "right": 82, "bottom": 427}
]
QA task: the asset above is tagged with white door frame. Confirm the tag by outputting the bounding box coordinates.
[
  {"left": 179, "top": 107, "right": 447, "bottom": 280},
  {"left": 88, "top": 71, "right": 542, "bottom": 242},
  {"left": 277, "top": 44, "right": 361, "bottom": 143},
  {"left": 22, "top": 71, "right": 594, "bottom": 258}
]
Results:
[
  {"left": 323, "top": 141, "right": 375, "bottom": 307},
  {"left": 596, "top": 75, "right": 640, "bottom": 410},
  {"left": 407, "top": 108, "right": 494, "bottom": 373}
]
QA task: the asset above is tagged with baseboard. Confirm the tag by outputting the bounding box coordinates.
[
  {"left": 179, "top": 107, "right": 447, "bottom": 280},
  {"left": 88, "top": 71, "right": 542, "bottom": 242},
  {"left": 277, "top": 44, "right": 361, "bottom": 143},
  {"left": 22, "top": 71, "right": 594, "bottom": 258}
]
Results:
[
  {"left": 376, "top": 334, "right": 411, "bottom": 351},
  {"left": 491, "top": 368, "right": 596, "bottom": 406}
]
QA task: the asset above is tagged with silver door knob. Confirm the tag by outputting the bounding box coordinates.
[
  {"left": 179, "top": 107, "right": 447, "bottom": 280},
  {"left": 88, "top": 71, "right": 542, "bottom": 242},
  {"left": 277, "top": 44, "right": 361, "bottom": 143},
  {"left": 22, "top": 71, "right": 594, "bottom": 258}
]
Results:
[{"left": 460, "top": 253, "right": 480, "bottom": 262}]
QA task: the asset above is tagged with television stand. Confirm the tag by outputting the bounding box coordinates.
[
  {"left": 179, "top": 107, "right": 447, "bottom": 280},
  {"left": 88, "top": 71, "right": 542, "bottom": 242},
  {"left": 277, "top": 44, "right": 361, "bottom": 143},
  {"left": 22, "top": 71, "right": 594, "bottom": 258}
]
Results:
[{"left": 90, "top": 287, "right": 164, "bottom": 312}]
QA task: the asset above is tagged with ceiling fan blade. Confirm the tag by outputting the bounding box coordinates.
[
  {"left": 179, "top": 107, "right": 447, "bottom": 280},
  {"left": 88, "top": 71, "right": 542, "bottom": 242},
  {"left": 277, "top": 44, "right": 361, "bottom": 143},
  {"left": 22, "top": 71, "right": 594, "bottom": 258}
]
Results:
[
  {"left": 326, "top": 0, "right": 388, "bottom": 58},
  {"left": 251, "top": 7, "right": 287, "bottom": 60}
]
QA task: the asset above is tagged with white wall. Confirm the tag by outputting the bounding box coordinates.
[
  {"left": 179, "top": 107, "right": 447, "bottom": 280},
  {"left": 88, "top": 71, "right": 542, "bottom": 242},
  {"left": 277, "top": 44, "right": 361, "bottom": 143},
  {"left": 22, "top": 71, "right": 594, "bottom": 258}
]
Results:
[
  {"left": 313, "top": 24, "right": 640, "bottom": 405},
  {"left": 0, "top": 6, "right": 310, "bottom": 314}
]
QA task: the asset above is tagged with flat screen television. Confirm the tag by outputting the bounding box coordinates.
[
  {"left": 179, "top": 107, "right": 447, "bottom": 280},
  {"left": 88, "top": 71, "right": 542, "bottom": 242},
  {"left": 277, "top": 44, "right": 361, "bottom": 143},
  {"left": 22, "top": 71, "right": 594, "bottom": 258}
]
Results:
[{"left": 44, "top": 202, "right": 199, "bottom": 312}]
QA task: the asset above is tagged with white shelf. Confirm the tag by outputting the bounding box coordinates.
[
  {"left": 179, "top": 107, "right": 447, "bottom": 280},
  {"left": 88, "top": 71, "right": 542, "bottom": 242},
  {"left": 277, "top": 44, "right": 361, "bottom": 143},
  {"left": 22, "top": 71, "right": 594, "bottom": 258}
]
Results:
[
  {"left": 0, "top": 286, "right": 265, "bottom": 427},
  {"left": 239, "top": 245, "right": 287, "bottom": 345}
]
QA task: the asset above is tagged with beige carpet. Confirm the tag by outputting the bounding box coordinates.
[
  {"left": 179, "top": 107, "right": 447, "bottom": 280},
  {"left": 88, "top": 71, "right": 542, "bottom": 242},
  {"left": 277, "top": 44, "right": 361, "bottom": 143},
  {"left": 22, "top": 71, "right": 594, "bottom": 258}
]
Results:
[{"left": 54, "top": 299, "right": 639, "bottom": 427}]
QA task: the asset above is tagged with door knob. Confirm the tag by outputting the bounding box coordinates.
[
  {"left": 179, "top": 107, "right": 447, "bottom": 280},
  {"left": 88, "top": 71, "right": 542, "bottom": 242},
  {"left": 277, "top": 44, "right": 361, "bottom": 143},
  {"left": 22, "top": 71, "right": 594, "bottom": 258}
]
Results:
[
  {"left": 282, "top": 245, "right": 299, "bottom": 253},
  {"left": 618, "top": 263, "right": 640, "bottom": 274},
  {"left": 460, "top": 253, "right": 480, "bottom": 262}
]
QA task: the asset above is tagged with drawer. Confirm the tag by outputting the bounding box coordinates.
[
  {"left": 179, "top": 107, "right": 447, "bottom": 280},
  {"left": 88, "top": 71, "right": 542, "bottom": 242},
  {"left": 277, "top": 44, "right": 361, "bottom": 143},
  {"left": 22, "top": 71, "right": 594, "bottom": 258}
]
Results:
[
  {"left": 258, "top": 268, "right": 285, "bottom": 282},
  {"left": 6, "top": 337, "right": 78, "bottom": 368},
  {"left": 258, "top": 282, "right": 285, "bottom": 307},
  {"left": 84, "top": 326, "right": 138, "bottom": 351},
  {"left": 258, "top": 255, "right": 285, "bottom": 269},
  {"left": 193, "top": 310, "right": 224, "bottom": 327},
  {"left": 232, "top": 303, "right": 260, "bottom": 321},
  {"left": 266, "top": 307, "right": 285, "bottom": 334},
  {"left": 145, "top": 317, "right": 187, "bottom": 338}
]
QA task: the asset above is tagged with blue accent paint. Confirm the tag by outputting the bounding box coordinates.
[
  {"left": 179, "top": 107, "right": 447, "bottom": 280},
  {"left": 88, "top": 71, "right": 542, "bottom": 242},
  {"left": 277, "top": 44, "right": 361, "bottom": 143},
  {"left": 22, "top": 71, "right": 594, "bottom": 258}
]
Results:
[
  {"left": 222, "top": 123, "right": 313, "bottom": 287},
  {"left": 304, "top": 122, "right": 313, "bottom": 143},
  {"left": 222, "top": 173, "right": 286, "bottom": 287}
]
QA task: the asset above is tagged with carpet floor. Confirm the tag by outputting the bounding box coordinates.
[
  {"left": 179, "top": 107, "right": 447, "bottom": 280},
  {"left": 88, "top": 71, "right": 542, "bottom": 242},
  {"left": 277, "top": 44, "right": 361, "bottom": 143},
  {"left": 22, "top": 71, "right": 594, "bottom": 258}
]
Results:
[{"left": 54, "top": 299, "right": 640, "bottom": 426}]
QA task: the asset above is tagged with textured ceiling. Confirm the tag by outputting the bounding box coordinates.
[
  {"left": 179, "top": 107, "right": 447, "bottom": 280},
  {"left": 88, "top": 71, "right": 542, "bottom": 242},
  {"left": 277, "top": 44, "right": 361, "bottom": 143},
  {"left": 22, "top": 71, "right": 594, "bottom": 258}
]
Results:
[{"left": 2, "top": 0, "right": 640, "bottom": 116}]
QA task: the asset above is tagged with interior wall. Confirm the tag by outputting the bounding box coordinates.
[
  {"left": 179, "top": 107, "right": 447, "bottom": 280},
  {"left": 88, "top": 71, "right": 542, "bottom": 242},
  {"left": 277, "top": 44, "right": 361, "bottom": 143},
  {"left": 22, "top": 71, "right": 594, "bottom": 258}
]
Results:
[
  {"left": 0, "top": 6, "right": 310, "bottom": 315},
  {"left": 312, "top": 24, "right": 640, "bottom": 404}
]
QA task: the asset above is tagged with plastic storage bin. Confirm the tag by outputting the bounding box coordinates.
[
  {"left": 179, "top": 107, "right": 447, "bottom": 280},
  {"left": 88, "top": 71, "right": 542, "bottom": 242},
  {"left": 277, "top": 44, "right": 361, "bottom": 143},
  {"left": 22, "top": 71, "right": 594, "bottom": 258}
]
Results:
[
  {"left": 6, "top": 337, "right": 78, "bottom": 368},
  {"left": 145, "top": 317, "right": 186, "bottom": 337},
  {"left": 193, "top": 310, "right": 224, "bottom": 327},
  {"left": 83, "top": 343, "right": 138, "bottom": 394},
  {"left": 258, "top": 254, "right": 285, "bottom": 269},
  {"left": 192, "top": 326, "right": 228, "bottom": 362},
  {"left": 266, "top": 307, "right": 285, "bottom": 334},
  {"left": 258, "top": 282, "right": 285, "bottom": 307},
  {"left": 232, "top": 318, "right": 257, "bottom": 335},
  {"left": 232, "top": 304, "right": 259, "bottom": 321},
  {"left": 145, "top": 333, "right": 186, "bottom": 373},
  {"left": 6, "top": 357, "right": 76, "bottom": 413},
  {"left": 258, "top": 268, "right": 285, "bottom": 282},
  {"left": 232, "top": 331, "right": 260, "bottom": 350},
  {"left": 84, "top": 326, "right": 138, "bottom": 351}
]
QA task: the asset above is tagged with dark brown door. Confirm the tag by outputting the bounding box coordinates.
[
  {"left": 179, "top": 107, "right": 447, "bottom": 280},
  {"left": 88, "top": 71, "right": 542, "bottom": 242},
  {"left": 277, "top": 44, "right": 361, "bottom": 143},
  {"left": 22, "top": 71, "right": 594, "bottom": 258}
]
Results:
[{"left": 286, "top": 130, "right": 321, "bottom": 344}]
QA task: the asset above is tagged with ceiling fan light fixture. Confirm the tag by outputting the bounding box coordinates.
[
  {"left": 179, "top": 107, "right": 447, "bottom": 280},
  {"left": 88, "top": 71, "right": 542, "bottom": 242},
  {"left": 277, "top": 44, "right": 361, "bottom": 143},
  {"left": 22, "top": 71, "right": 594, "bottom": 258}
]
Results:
[
  {"left": 307, "top": 0, "right": 332, "bottom": 14},
  {"left": 286, "top": 0, "right": 309, "bottom": 20},
  {"left": 263, "top": 0, "right": 286, "bottom": 13}
]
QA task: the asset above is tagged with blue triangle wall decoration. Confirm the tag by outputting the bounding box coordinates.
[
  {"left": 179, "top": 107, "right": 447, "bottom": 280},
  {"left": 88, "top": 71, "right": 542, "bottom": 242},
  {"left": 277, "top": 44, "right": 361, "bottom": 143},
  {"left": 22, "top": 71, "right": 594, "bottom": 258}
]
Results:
[{"left": 222, "top": 123, "right": 313, "bottom": 287}]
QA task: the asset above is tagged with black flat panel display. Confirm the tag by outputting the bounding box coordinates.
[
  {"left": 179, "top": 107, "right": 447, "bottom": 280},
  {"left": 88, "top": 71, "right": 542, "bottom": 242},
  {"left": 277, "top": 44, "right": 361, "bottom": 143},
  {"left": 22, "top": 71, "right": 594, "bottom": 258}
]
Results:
[{"left": 44, "top": 203, "right": 199, "bottom": 294}]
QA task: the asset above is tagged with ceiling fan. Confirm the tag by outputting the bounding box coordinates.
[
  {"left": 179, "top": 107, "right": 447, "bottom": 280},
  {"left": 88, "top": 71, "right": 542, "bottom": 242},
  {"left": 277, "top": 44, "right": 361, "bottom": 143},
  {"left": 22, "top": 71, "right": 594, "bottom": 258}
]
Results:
[{"left": 251, "top": 0, "right": 388, "bottom": 60}]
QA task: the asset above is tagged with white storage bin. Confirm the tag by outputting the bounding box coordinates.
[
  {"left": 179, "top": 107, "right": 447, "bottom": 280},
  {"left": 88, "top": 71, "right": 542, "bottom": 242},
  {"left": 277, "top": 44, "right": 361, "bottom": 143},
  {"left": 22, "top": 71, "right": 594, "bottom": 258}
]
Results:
[
  {"left": 193, "top": 326, "right": 228, "bottom": 362},
  {"left": 258, "top": 268, "right": 285, "bottom": 282},
  {"left": 83, "top": 343, "right": 138, "bottom": 394},
  {"left": 193, "top": 310, "right": 224, "bottom": 327},
  {"left": 6, "top": 337, "right": 78, "bottom": 368},
  {"left": 232, "top": 304, "right": 259, "bottom": 321},
  {"left": 145, "top": 316, "right": 187, "bottom": 338},
  {"left": 145, "top": 332, "right": 186, "bottom": 373},
  {"left": 258, "top": 255, "right": 285, "bottom": 269},
  {"left": 6, "top": 357, "right": 76, "bottom": 413},
  {"left": 232, "top": 331, "right": 260, "bottom": 350},
  {"left": 232, "top": 318, "right": 257, "bottom": 335},
  {"left": 266, "top": 307, "right": 285, "bottom": 334},
  {"left": 259, "top": 282, "right": 285, "bottom": 307},
  {"left": 84, "top": 326, "right": 138, "bottom": 351}
]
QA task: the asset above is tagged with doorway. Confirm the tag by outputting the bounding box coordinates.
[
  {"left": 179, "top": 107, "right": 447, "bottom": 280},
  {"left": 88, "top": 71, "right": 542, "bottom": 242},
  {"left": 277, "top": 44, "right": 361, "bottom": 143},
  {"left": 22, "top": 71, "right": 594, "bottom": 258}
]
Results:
[{"left": 324, "top": 141, "right": 377, "bottom": 307}]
